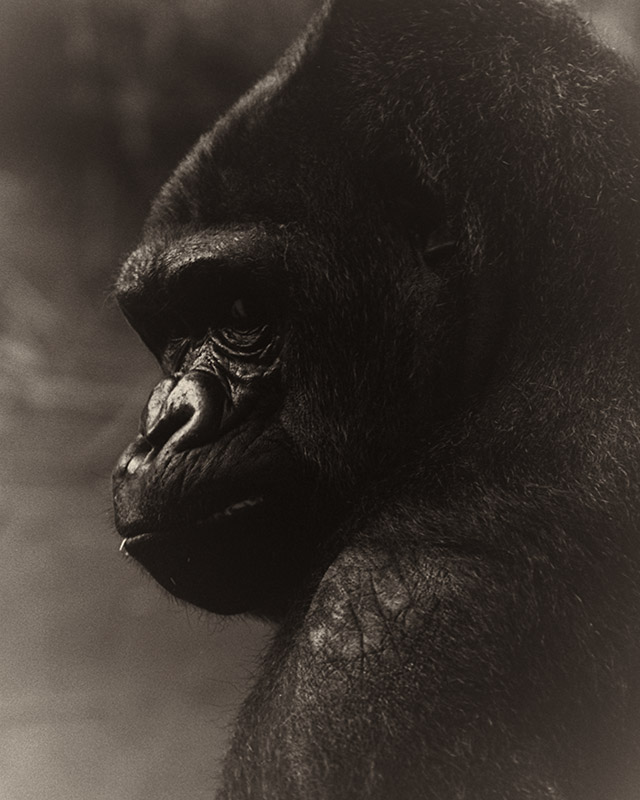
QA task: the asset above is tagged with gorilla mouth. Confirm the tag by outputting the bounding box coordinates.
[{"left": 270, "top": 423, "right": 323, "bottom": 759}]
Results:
[{"left": 118, "top": 494, "right": 266, "bottom": 555}]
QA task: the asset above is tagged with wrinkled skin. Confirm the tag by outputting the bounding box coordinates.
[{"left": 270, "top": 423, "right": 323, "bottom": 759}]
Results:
[{"left": 112, "top": 0, "right": 640, "bottom": 797}]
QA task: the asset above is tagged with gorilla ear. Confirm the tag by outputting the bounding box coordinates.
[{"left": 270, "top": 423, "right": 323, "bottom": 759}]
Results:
[{"left": 374, "top": 151, "right": 455, "bottom": 265}]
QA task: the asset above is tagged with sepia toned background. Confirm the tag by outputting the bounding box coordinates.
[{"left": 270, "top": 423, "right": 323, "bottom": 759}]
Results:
[{"left": 0, "top": 1, "right": 638, "bottom": 798}]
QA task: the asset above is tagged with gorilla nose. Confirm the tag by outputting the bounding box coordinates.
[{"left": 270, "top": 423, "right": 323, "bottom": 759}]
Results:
[{"left": 141, "top": 371, "right": 225, "bottom": 452}]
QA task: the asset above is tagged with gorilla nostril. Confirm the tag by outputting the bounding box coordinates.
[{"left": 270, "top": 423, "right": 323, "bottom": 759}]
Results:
[
  {"left": 140, "top": 376, "right": 177, "bottom": 443},
  {"left": 141, "top": 372, "right": 224, "bottom": 452},
  {"left": 144, "top": 404, "right": 192, "bottom": 449}
]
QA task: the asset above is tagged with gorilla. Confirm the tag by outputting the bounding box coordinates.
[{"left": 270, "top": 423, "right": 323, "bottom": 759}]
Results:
[{"left": 112, "top": 0, "right": 640, "bottom": 797}]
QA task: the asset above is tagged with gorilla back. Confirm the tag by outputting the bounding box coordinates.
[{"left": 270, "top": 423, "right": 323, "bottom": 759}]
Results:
[{"left": 112, "top": 0, "right": 640, "bottom": 797}]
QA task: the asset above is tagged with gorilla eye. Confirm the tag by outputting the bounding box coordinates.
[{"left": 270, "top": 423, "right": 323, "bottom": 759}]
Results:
[
  {"left": 230, "top": 298, "right": 250, "bottom": 326},
  {"left": 228, "top": 296, "right": 266, "bottom": 331}
]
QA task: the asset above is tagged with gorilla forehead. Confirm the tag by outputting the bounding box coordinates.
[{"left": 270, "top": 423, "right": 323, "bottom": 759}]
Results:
[{"left": 143, "top": 42, "right": 342, "bottom": 236}]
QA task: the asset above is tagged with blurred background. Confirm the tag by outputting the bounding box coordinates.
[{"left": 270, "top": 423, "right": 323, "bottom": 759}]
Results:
[{"left": 0, "top": 1, "right": 638, "bottom": 798}]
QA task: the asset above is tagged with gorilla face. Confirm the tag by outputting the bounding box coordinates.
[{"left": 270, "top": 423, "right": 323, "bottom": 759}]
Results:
[
  {"left": 112, "top": 70, "right": 454, "bottom": 618},
  {"left": 113, "top": 227, "right": 316, "bottom": 617}
]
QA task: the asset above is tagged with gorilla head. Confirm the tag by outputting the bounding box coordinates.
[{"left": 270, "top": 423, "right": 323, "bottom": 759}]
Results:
[
  {"left": 112, "top": 2, "right": 459, "bottom": 618},
  {"left": 112, "top": 0, "right": 640, "bottom": 796}
]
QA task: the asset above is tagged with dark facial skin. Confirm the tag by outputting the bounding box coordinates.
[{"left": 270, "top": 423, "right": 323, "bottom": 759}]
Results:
[{"left": 113, "top": 225, "right": 330, "bottom": 617}]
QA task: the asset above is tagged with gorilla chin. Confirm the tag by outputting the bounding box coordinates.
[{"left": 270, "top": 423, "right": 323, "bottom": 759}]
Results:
[
  {"left": 119, "top": 496, "right": 317, "bottom": 617},
  {"left": 120, "top": 496, "right": 259, "bottom": 609}
]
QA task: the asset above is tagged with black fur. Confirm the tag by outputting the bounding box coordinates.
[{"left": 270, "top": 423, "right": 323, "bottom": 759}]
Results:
[{"left": 113, "top": 0, "right": 640, "bottom": 796}]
